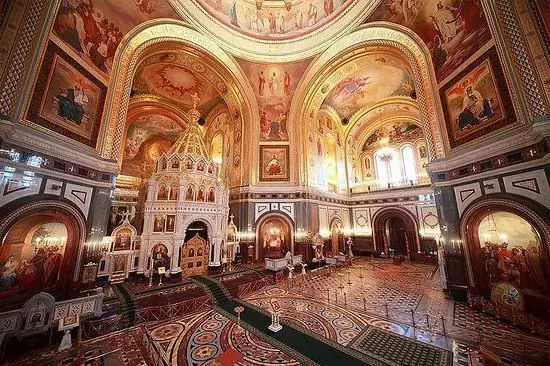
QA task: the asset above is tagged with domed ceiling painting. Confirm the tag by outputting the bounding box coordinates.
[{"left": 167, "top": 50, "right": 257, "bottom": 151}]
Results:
[
  {"left": 367, "top": 0, "right": 492, "bottom": 81},
  {"left": 122, "top": 114, "right": 186, "bottom": 177},
  {"left": 195, "top": 0, "right": 353, "bottom": 39},
  {"left": 132, "top": 53, "right": 225, "bottom": 113},
  {"left": 322, "top": 55, "right": 415, "bottom": 119}
]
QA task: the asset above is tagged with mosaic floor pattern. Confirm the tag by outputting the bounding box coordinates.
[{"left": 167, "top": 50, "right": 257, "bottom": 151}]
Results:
[
  {"left": 245, "top": 286, "right": 410, "bottom": 346},
  {"left": 146, "top": 308, "right": 299, "bottom": 366}
]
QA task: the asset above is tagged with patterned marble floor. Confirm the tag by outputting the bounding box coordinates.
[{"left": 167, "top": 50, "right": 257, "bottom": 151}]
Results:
[{"left": 145, "top": 308, "right": 299, "bottom": 366}]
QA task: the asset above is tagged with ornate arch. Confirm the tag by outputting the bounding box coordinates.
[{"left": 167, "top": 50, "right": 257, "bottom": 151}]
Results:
[
  {"left": 289, "top": 23, "right": 446, "bottom": 186},
  {"left": 459, "top": 195, "right": 550, "bottom": 289},
  {"left": 97, "top": 19, "right": 258, "bottom": 186},
  {"left": 371, "top": 207, "right": 420, "bottom": 254},
  {"left": 180, "top": 216, "right": 215, "bottom": 241},
  {"left": 255, "top": 212, "right": 295, "bottom": 259}
]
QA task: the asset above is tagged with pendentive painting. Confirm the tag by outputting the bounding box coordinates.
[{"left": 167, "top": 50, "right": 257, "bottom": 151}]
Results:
[
  {"left": 27, "top": 42, "right": 106, "bottom": 147},
  {"left": 52, "top": 0, "right": 179, "bottom": 76},
  {"left": 238, "top": 59, "right": 311, "bottom": 142},
  {"left": 259, "top": 145, "right": 290, "bottom": 182},
  {"left": 368, "top": 0, "right": 492, "bottom": 81},
  {"left": 440, "top": 48, "right": 516, "bottom": 148}
]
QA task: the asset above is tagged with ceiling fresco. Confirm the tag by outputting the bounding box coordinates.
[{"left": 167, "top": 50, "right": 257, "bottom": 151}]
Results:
[
  {"left": 322, "top": 56, "right": 415, "bottom": 119},
  {"left": 52, "top": 0, "right": 180, "bottom": 77},
  {"left": 367, "top": 0, "right": 492, "bottom": 82},
  {"left": 362, "top": 122, "right": 424, "bottom": 151},
  {"left": 132, "top": 53, "right": 226, "bottom": 113},
  {"left": 194, "top": 0, "right": 354, "bottom": 40},
  {"left": 122, "top": 113, "right": 186, "bottom": 177}
]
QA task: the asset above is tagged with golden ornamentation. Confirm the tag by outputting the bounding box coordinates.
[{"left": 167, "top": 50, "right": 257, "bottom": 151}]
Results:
[
  {"left": 97, "top": 20, "right": 258, "bottom": 189},
  {"left": 289, "top": 23, "right": 447, "bottom": 186}
]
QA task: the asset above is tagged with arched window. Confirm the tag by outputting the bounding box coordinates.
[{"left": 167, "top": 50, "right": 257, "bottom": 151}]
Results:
[
  {"left": 401, "top": 145, "right": 417, "bottom": 183},
  {"left": 374, "top": 148, "right": 400, "bottom": 188}
]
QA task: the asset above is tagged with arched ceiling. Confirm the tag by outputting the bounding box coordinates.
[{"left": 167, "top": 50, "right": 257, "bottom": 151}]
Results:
[
  {"left": 170, "top": 0, "right": 380, "bottom": 62},
  {"left": 132, "top": 51, "right": 226, "bottom": 114},
  {"left": 321, "top": 52, "right": 415, "bottom": 119}
]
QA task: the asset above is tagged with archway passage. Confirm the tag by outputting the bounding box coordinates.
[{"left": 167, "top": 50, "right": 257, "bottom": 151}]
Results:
[
  {"left": 373, "top": 209, "right": 418, "bottom": 260},
  {"left": 386, "top": 217, "right": 409, "bottom": 256},
  {"left": 0, "top": 207, "right": 82, "bottom": 307},
  {"left": 184, "top": 221, "right": 208, "bottom": 243},
  {"left": 257, "top": 216, "right": 292, "bottom": 260}
]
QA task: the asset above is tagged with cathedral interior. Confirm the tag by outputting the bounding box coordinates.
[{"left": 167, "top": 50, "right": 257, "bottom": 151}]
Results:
[{"left": 0, "top": 0, "right": 549, "bottom": 365}]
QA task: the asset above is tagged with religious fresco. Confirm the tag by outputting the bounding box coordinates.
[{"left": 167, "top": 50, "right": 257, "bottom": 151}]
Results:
[
  {"left": 238, "top": 59, "right": 311, "bottom": 142},
  {"left": 368, "top": 0, "right": 492, "bottom": 81},
  {"left": 259, "top": 217, "right": 290, "bottom": 259},
  {"left": 259, "top": 145, "right": 290, "bottom": 182},
  {"left": 121, "top": 114, "right": 185, "bottom": 177},
  {"left": 195, "top": 0, "right": 353, "bottom": 40},
  {"left": 52, "top": 0, "right": 179, "bottom": 76},
  {"left": 133, "top": 63, "right": 223, "bottom": 110},
  {"left": 323, "top": 59, "right": 415, "bottom": 118},
  {"left": 362, "top": 122, "right": 424, "bottom": 151},
  {"left": 478, "top": 212, "right": 548, "bottom": 296},
  {"left": 152, "top": 243, "right": 170, "bottom": 269},
  {"left": 114, "top": 228, "right": 132, "bottom": 250},
  {"left": 0, "top": 223, "right": 67, "bottom": 293},
  {"left": 28, "top": 42, "right": 106, "bottom": 147},
  {"left": 440, "top": 48, "right": 516, "bottom": 148}
]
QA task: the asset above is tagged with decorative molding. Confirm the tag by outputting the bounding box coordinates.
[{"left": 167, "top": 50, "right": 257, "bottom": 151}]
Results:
[
  {"left": 503, "top": 169, "right": 550, "bottom": 209},
  {"left": 254, "top": 202, "right": 295, "bottom": 224},
  {"left": 64, "top": 183, "right": 93, "bottom": 218},
  {"left": 454, "top": 182, "right": 482, "bottom": 217}
]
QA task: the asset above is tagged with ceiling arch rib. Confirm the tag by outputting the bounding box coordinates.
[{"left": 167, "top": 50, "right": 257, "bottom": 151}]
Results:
[
  {"left": 98, "top": 19, "right": 258, "bottom": 186},
  {"left": 289, "top": 23, "right": 447, "bottom": 186}
]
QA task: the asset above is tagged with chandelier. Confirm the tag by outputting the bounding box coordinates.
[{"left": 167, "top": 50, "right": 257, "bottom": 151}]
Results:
[{"left": 482, "top": 212, "right": 508, "bottom": 248}]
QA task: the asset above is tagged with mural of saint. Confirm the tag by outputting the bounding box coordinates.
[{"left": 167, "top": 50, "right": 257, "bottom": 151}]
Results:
[
  {"left": 197, "top": 187, "right": 206, "bottom": 201},
  {"left": 258, "top": 71, "right": 266, "bottom": 95},
  {"left": 114, "top": 229, "right": 132, "bottom": 250},
  {"left": 0, "top": 223, "right": 67, "bottom": 293},
  {"left": 368, "top": 0, "right": 491, "bottom": 81},
  {"left": 186, "top": 186, "right": 194, "bottom": 201},
  {"left": 169, "top": 185, "right": 178, "bottom": 200},
  {"left": 166, "top": 215, "right": 175, "bottom": 232},
  {"left": 208, "top": 188, "right": 215, "bottom": 202},
  {"left": 478, "top": 212, "right": 548, "bottom": 294},
  {"left": 153, "top": 244, "right": 170, "bottom": 269},
  {"left": 153, "top": 216, "right": 165, "bottom": 232},
  {"left": 283, "top": 71, "right": 291, "bottom": 96},
  {"left": 260, "top": 218, "right": 289, "bottom": 258},
  {"left": 265, "top": 154, "right": 282, "bottom": 175},
  {"left": 157, "top": 185, "right": 168, "bottom": 200}
]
